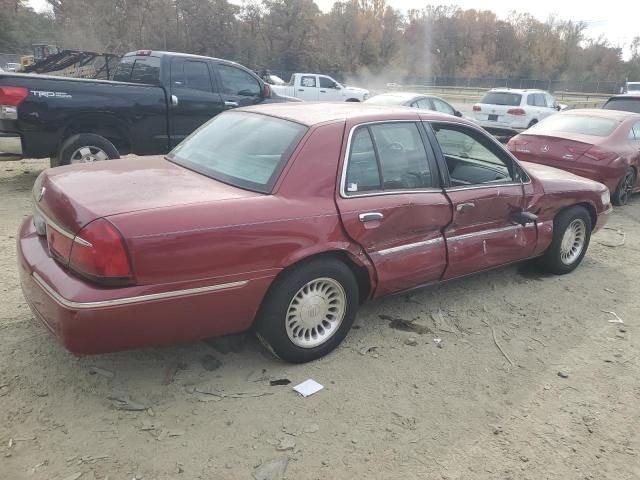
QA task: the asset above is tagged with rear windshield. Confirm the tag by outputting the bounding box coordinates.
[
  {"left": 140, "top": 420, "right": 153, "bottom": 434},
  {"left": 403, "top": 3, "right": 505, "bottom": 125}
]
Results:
[
  {"left": 365, "top": 95, "right": 406, "bottom": 106},
  {"left": 627, "top": 83, "right": 640, "bottom": 92},
  {"left": 603, "top": 97, "right": 640, "bottom": 114},
  {"left": 527, "top": 114, "right": 618, "bottom": 137},
  {"left": 167, "top": 112, "right": 307, "bottom": 193},
  {"left": 480, "top": 92, "right": 522, "bottom": 106},
  {"left": 112, "top": 56, "right": 161, "bottom": 84}
]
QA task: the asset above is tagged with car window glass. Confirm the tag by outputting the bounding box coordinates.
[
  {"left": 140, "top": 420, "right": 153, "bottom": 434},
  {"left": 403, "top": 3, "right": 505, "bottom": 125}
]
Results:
[
  {"left": 480, "top": 92, "right": 522, "bottom": 106},
  {"left": 534, "top": 94, "right": 546, "bottom": 107},
  {"left": 526, "top": 94, "right": 535, "bottom": 106},
  {"left": 369, "top": 123, "right": 433, "bottom": 191},
  {"left": 432, "top": 98, "right": 455, "bottom": 115},
  {"left": 545, "top": 94, "right": 555, "bottom": 108},
  {"left": 430, "top": 123, "right": 514, "bottom": 186},
  {"left": 415, "top": 98, "right": 432, "bottom": 109},
  {"left": 129, "top": 57, "right": 161, "bottom": 85},
  {"left": 345, "top": 128, "right": 381, "bottom": 194},
  {"left": 527, "top": 115, "right": 617, "bottom": 137},
  {"left": 217, "top": 64, "right": 261, "bottom": 96},
  {"left": 112, "top": 56, "right": 134, "bottom": 82},
  {"left": 181, "top": 61, "right": 211, "bottom": 92},
  {"left": 301, "top": 76, "right": 317, "bottom": 87},
  {"left": 632, "top": 121, "right": 640, "bottom": 140},
  {"left": 319, "top": 76, "right": 335, "bottom": 88},
  {"left": 602, "top": 98, "right": 640, "bottom": 114}
]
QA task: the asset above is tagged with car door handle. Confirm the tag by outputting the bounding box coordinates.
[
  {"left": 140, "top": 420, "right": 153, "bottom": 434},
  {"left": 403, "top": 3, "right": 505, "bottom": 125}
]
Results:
[
  {"left": 224, "top": 101, "right": 239, "bottom": 108},
  {"left": 320, "top": 90, "right": 326, "bottom": 93},
  {"left": 456, "top": 202, "right": 476, "bottom": 213},
  {"left": 298, "top": 89, "right": 305, "bottom": 91},
  {"left": 171, "top": 95, "right": 179, "bottom": 106},
  {"left": 359, "top": 212, "right": 384, "bottom": 223}
]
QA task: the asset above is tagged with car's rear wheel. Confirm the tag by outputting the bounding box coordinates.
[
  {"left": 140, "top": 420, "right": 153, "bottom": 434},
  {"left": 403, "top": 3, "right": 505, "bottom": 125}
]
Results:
[
  {"left": 57, "top": 133, "right": 120, "bottom": 166},
  {"left": 539, "top": 205, "right": 591, "bottom": 274},
  {"left": 612, "top": 168, "right": 635, "bottom": 206},
  {"left": 527, "top": 119, "right": 538, "bottom": 128},
  {"left": 256, "top": 258, "right": 359, "bottom": 363},
  {"left": 345, "top": 98, "right": 360, "bottom": 102}
]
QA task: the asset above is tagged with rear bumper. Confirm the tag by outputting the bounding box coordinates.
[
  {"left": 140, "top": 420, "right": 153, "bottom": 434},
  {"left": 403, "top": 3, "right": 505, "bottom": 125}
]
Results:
[
  {"left": 0, "top": 132, "right": 23, "bottom": 160},
  {"left": 17, "top": 217, "right": 275, "bottom": 354}
]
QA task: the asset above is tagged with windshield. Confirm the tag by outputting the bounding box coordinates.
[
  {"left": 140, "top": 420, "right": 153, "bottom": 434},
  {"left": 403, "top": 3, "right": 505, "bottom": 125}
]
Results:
[
  {"left": 167, "top": 112, "right": 307, "bottom": 193},
  {"left": 603, "top": 97, "right": 640, "bottom": 114},
  {"left": 480, "top": 92, "right": 522, "bottom": 106},
  {"left": 527, "top": 114, "right": 618, "bottom": 137}
]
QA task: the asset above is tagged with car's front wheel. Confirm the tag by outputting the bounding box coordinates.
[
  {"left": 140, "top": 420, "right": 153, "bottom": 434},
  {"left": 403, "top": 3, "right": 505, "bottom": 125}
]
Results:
[
  {"left": 256, "top": 258, "right": 359, "bottom": 363},
  {"left": 539, "top": 205, "right": 592, "bottom": 274}
]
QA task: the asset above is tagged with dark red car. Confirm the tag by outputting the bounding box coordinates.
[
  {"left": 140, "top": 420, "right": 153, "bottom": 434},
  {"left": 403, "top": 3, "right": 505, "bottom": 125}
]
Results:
[
  {"left": 18, "top": 104, "right": 612, "bottom": 363},
  {"left": 507, "top": 109, "right": 640, "bottom": 205}
]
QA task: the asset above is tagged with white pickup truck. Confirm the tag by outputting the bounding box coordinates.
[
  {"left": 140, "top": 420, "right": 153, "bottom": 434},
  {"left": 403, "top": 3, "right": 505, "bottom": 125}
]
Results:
[{"left": 271, "top": 73, "right": 369, "bottom": 102}]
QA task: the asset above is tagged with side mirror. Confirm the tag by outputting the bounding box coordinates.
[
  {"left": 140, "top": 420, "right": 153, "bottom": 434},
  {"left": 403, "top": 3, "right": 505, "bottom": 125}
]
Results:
[
  {"left": 334, "top": 84, "right": 341, "bottom": 90},
  {"left": 512, "top": 210, "right": 538, "bottom": 226},
  {"left": 454, "top": 110, "right": 463, "bottom": 117},
  {"left": 554, "top": 104, "right": 561, "bottom": 111},
  {"left": 262, "top": 83, "right": 272, "bottom": 98}
]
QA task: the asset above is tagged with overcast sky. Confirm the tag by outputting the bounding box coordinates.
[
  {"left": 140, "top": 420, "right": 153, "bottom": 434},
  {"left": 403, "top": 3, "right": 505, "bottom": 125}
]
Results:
[{"left": 28, "top": 0, "right": 637, "bottom": 59}]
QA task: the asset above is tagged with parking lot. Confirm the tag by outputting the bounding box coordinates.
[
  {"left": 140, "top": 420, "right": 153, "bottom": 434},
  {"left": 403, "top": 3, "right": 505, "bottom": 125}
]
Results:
[{"left": 1, "top": 159, "right": 639, "bottom": 479}]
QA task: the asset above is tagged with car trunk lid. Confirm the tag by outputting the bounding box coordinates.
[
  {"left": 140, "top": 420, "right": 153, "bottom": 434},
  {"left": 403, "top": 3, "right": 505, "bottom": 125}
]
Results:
[
  {"left": 33, "top": 155, "right": 260, "bottom": 236},
  {"left": 508, "top": 133, "right": 604, "bottom": 168}
]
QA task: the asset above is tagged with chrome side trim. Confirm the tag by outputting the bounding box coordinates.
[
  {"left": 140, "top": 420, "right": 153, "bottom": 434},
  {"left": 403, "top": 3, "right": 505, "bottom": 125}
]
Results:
[
  {"left": 376, "top": 237, "right": 444, "bottom": 256},
  {"left": 32, "top": 272, "right": 249, "bottom": 310},
  {"left": 34, "top": 205, "right": 92, "bottom": 246},
  {"left": 447, "top": 224, "right": 525, "bottom": 242}
]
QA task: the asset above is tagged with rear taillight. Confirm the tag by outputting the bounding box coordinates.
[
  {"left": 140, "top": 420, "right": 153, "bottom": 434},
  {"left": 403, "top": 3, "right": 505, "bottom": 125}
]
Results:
[
  {"left": 583, "top": 146, "right": 613, "bottom": 161},
  {"left": 472, "top": 105, "right": 481, "bottom": 112},
  {"left": 507, "top": 138, "right": 530, "bottom": 152},
  {"left": 47, "top": 225, "right": 74, "bottom": 264},
  {"left": 0, "top": 86, "right": 28, "bottom": 119},
  {"left": 507, "top": 108, "right": 526, "bottom": 116},
  {"left": 68, "top": 218, "right": 133, "bottom": 286}
]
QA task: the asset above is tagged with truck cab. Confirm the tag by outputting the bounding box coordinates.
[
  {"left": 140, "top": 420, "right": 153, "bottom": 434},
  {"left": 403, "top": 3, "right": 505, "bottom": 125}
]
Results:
[{"left": 272, "top": 73, "right": 369, "bottom": 102}]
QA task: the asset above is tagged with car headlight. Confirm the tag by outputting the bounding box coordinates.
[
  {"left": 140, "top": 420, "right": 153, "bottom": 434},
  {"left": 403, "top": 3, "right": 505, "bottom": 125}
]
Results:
[{"left": 601, "top": 189, "right": 610, "bottom": 206}]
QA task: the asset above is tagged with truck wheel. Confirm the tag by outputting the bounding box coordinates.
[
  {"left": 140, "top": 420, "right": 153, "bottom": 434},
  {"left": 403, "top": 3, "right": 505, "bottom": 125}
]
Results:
[
  {"left": 538, "top": 205, "right": 591, "bottom": 275},
  {"left": 255, "top": 258, "right": 359, "bottom": 363},
  {"left": 57, "top": 134, "right": 120, "bottom": 166}
]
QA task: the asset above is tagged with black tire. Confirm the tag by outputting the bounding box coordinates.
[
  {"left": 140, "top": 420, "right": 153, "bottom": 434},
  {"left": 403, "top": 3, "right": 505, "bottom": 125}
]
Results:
[
  {"left": 256, "top": 258, "right": 359, "bottom": 363},
  {"left": 57, "top": 133, "right": 120, "bottom": 166},
  {"left": 539, "top": 205, "right": 592, "bottom": 275},
  {"left": 345, "top": 98, "right": 360, "bottom": 102},
  {"left": 612, "top": 167, "right": 635, "bottom": 206},
  {"left": 527, "top": 120, "right": 538, "bottom": 128}
]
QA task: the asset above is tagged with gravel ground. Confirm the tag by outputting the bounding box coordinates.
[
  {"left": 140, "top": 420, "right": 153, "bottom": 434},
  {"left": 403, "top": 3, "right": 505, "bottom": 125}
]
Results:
[{"left": 1, "top": 159, "right": 639, "bottom": 480}]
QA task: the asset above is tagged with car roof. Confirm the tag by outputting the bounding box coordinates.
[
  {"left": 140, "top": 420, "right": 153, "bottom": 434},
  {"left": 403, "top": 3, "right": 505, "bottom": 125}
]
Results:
[
  {"left": 561, "top": 108, "right": 640, "bottom": 121},
  {"left": 123, "top": 50, "right": 241, "bottom": 67},
  {"left": 608, "top": 94, "right": 640, "bottom": 99},
  {"left": 237, "top": 102, "right": 466, "bottom": 127}
]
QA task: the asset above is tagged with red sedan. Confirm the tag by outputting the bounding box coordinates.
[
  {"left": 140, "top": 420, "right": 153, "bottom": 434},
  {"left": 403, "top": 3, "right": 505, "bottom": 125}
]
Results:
[
  {"left": 18, "top": 104, "right": 612, "bottom": 363},
  {"left": 507, "top": 109, "right": 640, "bottom": 205}
]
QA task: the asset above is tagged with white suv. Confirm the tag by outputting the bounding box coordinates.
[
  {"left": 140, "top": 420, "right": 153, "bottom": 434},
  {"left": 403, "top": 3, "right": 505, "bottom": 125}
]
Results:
[{"left": 472, "top": 89, "right": 560, "bottom": 133}]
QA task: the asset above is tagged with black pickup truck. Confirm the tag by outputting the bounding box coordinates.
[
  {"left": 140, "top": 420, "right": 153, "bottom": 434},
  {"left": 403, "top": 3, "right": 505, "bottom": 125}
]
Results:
[{"left": 0, "top": 50, "right": 295, "bottom": 166}]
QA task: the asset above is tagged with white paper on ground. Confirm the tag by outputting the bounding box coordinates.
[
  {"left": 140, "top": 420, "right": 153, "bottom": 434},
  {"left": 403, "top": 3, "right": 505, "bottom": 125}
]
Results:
[{"left": 293, "top": 379, "right": 324, "bottom": 397}]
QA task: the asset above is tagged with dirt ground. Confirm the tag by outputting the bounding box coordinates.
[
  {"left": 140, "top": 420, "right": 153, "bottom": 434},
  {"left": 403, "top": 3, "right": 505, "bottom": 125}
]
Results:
[{"left": 1, "top": 159, "right": 639, "bottom": 480}]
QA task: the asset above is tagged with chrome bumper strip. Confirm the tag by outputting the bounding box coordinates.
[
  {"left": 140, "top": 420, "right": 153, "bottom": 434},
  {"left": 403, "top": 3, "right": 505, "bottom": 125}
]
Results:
[
  {"left": 32, "top": 272, "right": 248, "bottom": 310},
  {"left": 376, "top": 237, "right": 444, "bottom": 256}
]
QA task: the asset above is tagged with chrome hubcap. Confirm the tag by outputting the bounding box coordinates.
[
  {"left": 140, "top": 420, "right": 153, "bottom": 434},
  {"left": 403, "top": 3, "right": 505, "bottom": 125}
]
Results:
[
  {"left": 70, "top": 146, "right": 109, "bottom": 164},
  {"left": 285, "top": 277, "right": 346, "bottom": 349},
  {"left": 560, "top": 219, "right": 586, "bottom": 265}
]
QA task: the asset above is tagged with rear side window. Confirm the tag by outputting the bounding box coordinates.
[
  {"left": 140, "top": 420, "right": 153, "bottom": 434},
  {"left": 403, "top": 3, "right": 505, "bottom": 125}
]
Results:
[
  {"left": 480, "top": 92, "right": 522, "bottom": 106},
  {"left": 528, "top": 115, "right": 618, "bottom": 137},
  {"left": 344, "top": 123, "right": 433, "bottom": 195},
  {"left": 172, "top": 60, "right": 213, "bottom": 92},
  {"left": 603, "top": 98, "right": 640, "bottom": 114},
  {"left": 112, "top": 56, "right": 134, "bottom": 81},
  {"left": 217, "top": 64, "right": 261, "bottom": 97},
  {"left": 130, "top": 57, "right": 161, "bottom": 85},
  {"left": 301, "top": 76, "right": 317, "bottom": 87}
]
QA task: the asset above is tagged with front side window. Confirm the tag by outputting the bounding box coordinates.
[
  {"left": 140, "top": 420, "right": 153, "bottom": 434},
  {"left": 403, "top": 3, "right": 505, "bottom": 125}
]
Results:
[
  {"left": 319, "top": 76, "right": 336, "bottom": 88},
  {"left": 217, "top": 64, "right": 261, "bottom": 96},
  {"left": 167, "top": 112, "right": 307, "bottom": 193},
  {"left": 431, "top": 123, "right": 514, "bottom": 187},
  {"left": 344, "top": 123, "right": 433, "bottom": 195},
  {"left": 534, "top": 94, "right": 547, "bottom": 107}
]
